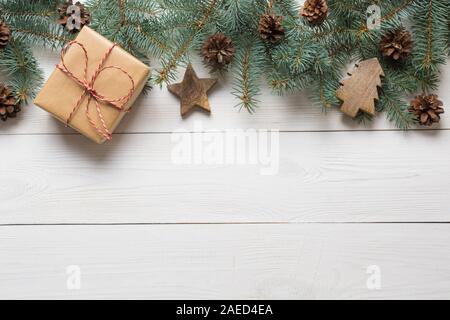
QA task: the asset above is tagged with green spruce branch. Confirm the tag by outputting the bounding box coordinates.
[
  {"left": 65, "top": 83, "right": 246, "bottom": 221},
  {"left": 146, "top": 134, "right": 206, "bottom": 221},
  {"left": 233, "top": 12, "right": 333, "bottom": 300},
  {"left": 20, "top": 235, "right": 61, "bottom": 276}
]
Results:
[
  {"left": 0, "top": 0, "right": 68, "bottom": 104},
  {"left": 0, "top": 0, "right": 448, "bottom": 129}
]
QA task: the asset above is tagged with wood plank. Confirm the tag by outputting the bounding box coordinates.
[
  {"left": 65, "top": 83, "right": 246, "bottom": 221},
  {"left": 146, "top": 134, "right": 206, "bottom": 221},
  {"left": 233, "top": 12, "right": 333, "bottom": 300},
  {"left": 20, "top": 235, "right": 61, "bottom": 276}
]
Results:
[
  {"left": 1, "top": 131, "right": 450, "bottom": 224},
  {"left": 0, "top": 50, "right": 449, "bottom": 134},
  {"left": 1, "top": 223, "right": 449, "bottom": 299}
]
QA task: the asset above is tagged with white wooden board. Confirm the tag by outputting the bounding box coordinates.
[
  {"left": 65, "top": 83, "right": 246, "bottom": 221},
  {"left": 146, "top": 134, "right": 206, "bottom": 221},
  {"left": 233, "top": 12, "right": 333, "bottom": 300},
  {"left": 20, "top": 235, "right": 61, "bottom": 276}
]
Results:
[
  {"left": 1, "top": 131, "right": 450, "bottom": 224},
  {"left": 1, "top": 0, "right": 450, "bottom": 299},
  {"left": 1, "top": 224, "right": 449, "bottom": 300}
]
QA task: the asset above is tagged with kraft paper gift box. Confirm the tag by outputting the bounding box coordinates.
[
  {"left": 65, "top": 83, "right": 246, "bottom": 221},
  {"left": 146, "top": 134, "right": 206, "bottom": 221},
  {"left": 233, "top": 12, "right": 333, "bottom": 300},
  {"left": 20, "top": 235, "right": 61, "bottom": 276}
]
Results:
[{"left": 34, "top": 26, "right": 150, "bottom": 144}]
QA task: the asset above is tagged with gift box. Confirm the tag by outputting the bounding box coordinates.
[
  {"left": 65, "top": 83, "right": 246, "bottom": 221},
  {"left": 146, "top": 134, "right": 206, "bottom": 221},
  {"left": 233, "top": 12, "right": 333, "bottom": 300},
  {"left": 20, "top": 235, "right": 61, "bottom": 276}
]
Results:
[{"left": 34, "top": 27, "right": 150, "bottom": 144}]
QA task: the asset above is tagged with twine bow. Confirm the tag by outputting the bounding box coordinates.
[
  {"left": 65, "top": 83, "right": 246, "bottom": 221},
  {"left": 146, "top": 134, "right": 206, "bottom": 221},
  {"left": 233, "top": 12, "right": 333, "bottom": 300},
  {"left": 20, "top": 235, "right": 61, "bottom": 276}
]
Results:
[{"left": 57, "top": 41, "right": 135, "bottom": 141}]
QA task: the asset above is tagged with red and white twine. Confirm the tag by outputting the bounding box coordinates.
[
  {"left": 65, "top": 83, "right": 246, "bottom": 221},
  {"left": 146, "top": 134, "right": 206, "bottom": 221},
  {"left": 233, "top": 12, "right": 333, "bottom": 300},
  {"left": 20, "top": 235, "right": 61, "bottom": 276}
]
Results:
[{"left": 56, "top": 41, "right": 136, "bottom": 141}]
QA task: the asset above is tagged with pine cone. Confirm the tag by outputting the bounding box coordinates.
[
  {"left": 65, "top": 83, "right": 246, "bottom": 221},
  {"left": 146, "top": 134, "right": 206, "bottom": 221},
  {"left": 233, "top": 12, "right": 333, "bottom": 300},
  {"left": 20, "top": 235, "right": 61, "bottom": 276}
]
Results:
[
  {"left": 201, "top": 33, "right": 236, "bottom": 70},
  {"left": 57, "top": 0, "right": 90, "bottom": 32},
  {"left": 301, "top": 0, "right": 328, "bottom": 25},
  {"left": 379, "top": 28, "right": 413, "bottom": 61},
  {"left": 258, "top": 14, "right": 285, "bottom": 43},
  {"left": 409, "top": 94, "right": 444, "bottom": 126},
  {"left": 0, "top": 20, "right": 11, "bottom": 48},
  {"left": 0, "top": 84, "right": 20, "bottom": 122}
]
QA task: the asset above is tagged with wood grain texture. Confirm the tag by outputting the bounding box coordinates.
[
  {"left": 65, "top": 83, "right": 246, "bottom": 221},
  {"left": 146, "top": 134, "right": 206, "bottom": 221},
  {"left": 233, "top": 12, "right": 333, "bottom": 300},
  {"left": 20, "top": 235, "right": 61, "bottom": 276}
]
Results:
[
  {"left": 1, "top": 224, "right": 449, "bottom": 299},
  {"left": 1, "top": 130, "right": 450, "bottom": 224},
  {"left": 168, "top": 64, "right": 217, "bottom": 117},
  {"left": 337, "top": 58, "right": 384, "bottom": 118},
  {"left": 1, "top": 1, "right": 449, "bottom": 299}
]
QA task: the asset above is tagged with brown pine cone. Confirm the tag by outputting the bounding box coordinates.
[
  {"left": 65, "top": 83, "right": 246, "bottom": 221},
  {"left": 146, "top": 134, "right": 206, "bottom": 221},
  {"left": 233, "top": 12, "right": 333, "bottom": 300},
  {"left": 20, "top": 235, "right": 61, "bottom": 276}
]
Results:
[
  {"left": 0, "top": 20, "right": 11, "bottom": 48},
  {"left": 0, "top": 85, "right": 20, "bottom": 122},
  {"left": 258, "top": 14, "right": 285, "bottom": 43},
  {"left": 379, "top": 27, "right": 413, "bottom": 61},
  {"left": 201, "top": 33, "right": 236, "bottom": 70},
  {"left": 301, "top": 0, "right": 328, "bottom": 25},
  {"left": 409, "top": 94, "right": 444, "bottom": 126},
  {"left": 57, "top": 0, "right": 91, "bottom": 32}
]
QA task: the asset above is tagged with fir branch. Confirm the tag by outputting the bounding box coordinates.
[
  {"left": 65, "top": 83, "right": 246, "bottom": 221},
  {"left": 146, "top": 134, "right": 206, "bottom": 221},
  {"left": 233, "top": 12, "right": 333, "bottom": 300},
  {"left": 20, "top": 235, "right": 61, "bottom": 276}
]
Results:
[
  {"left": 0, "top": 0, "right": 440, "bottom": 130},
  {"left": 381, "top": 0, "right": 416, "bottom": 23},
  {"left": 0, "top": 0, "right": 72, "bottom": 49},
  {"left": 11, "top": 27, "right": 71, "bottom": 48},
  {"left": 310, "top": 74, "right": 341, "bottom": 109},
  {"left": 0, "top": 39, "right": 43, "bottom": 104},
  {"left": 118, "top": 0, "right": 126, "bottom": 27},
  {"left": 412, "top": 0, "right": 448, "bottom": 72},
  {"left": 155, "top": 0, "right": 222, "bottom": 85},
  {"left": 232, "top": 38, "right": 265, "bottom": 113},
  {"left": 378, "top": 82, "right": 415, "bottom": 130}
]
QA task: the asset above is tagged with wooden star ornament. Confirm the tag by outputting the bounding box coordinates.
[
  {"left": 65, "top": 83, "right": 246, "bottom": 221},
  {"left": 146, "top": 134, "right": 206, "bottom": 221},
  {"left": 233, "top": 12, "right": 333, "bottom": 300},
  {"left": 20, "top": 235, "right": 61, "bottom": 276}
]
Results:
[{"left": 168, "top": 64, "right": 217, "bottom": 117}]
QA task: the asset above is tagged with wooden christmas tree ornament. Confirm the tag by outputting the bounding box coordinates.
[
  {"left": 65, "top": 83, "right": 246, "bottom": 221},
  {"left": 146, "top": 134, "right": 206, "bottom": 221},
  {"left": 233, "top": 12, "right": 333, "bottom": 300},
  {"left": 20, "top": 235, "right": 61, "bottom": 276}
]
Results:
[
  {"left": 336, "top": 58, "right": 385, "bottom": 118},
  {"left": 168, "top": 64, "right": 217, "bottom": 117}
]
